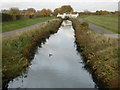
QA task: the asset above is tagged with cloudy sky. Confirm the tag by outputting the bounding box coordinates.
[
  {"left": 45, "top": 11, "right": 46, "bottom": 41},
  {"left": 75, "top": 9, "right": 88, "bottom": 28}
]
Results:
[{"left": 0, "top": 0, "right": 119, "bottom": 12}]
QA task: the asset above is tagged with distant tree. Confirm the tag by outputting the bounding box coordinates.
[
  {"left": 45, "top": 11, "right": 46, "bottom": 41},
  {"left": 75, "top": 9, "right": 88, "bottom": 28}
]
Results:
[
  {"left": 26, "top": 8, "right": 36, "bottom": 15},
  {"left": 1, "top": 9, "right": 9, "bottom": 14},
  {"left": 95, "top": 10, "right": 110, "bottom": 15},
  {"left": 8, "top": 8, "right": 20, "bottom": 20},
  {"left": 21, "top": 9, "right": 28, "bottom": 15},
  {"left": 115, "top": 11, "right": 120, "bottom": 15},
  {"left": 36, "top": 10, "right": 41, "bottom": 17},
  {"left": 96, "top": 10, "right": 100, "bottom": 15},
  {"left": 46, "top": 9, "right": 52, "bottom": 16},
  {"left": 40, "top": 8, "right": 47, "bottom": 16},
  {"left": 110, "top": 11, "right": 115, "bottom": 14},
  {"left": 26, "top": 8, "right": 36, "bottom": 18},
  {"left": 40, "top": 9, "right": 52, "bottom": 17},
  {"left": 72, "top": 12, "right": 78, "bottom": 14},
  {"left": 60, "top": 5, "right": 73, "bottom": 14},
  {"left": 53, "top": 8, "right": 61, "bottom": 16},
  {"left": 84, "top": 9, "right": 91, "bottom": 15},
  {"left": 9, "top": 8, "right": 20, "bottom": 15}
]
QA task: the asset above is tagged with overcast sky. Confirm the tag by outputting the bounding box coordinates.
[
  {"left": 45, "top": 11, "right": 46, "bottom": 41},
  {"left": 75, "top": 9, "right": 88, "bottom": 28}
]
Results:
[{"left": 1, "top": 0, "right": 119, "bottom": 12}]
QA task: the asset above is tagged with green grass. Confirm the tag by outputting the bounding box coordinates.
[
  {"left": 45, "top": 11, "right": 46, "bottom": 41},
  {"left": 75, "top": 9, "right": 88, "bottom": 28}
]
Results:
[
  {"left": 2, "top": 18, "right": 62, "bottom": 86},
  {"left": 2, "top": 16, "right": 55, "bottom": 33},
  {"left": 72, "top": 19, "right": 119, "bottom": 88},
  {"left": 78, "top": 15, "right": 119, "bottom": 34}
]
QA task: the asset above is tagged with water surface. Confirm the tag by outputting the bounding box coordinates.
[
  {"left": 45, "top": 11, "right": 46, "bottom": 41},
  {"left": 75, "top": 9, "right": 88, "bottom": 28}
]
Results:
[{"left": 8, "top": 20, "right": 96, "bottom": 88}]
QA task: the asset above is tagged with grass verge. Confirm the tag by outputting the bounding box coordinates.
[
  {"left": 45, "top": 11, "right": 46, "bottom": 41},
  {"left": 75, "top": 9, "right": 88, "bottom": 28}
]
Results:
[
  {"left": 71, "top": 18, "right": 119, "bottom": 88},
  {"left": 78, "top": 15, "right": 119, "bottom": 34},
  {"left": 2, "top": 16, "right": 55, "bottom": 33},
  {"left": 2, "top": 18, "right": 62, "bottom": 88}
]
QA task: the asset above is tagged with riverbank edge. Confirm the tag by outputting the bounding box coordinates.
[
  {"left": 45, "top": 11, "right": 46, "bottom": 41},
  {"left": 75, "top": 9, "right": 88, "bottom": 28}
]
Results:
[
  {"left": 71, "top": 18, "right": 119, "bottom": 88},
  {"left": 2, "top": 18, "right": 63, "bottom": 88}
]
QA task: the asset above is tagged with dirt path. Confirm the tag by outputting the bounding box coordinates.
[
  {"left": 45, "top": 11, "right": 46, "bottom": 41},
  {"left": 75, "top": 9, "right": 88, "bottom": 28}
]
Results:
[
  {"left": 79, "top": 18, "right": 120, "bottom": 39},
  {"left": 1, "top": 22, "right": 45, "bottom": 37}
]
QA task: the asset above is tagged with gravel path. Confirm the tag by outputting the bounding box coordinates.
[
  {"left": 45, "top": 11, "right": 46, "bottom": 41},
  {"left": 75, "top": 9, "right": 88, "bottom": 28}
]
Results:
[
  {"left": 1, "top": 22, "right": 45, "bottom": 37},
  {"left": 79, "top": 18, "right": 120, "bottom": 39}
]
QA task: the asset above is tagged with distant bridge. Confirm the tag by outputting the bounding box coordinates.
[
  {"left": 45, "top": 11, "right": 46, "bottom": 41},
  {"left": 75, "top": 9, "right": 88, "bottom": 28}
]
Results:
[{"left": 57, "top": 13, "right": 79, "bottom": 19}]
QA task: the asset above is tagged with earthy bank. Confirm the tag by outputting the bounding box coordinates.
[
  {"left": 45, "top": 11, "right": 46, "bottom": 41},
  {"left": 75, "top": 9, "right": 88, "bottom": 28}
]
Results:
[
  {"left": 2, "top": 18, "right": 63, "bottom": 87},
  {"left": 71, "top": 19, "right": 119, "bottom": 88}
]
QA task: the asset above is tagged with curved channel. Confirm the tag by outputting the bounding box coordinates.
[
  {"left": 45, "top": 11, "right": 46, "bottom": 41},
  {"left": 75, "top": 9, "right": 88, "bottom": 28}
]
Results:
[{"left": 8, "top": 20, "right": 97, "bottom": 88}]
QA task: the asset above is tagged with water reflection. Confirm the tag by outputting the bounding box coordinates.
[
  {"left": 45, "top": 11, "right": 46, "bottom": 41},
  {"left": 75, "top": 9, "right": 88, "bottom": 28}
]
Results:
[{"left": 8, "top": 20, "right": 97, "bottom": 88}]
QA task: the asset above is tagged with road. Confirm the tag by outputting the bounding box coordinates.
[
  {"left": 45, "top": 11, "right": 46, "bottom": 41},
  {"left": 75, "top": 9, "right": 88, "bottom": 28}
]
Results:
[
  {"left": 1, "top": 22, "right": 45, "bottom": 37},
  {"left": 79, "top": 18, "right": 120, "bottom": 39},
  {"left": 1, "top": 19, "right": 119, "bottom": 39}
]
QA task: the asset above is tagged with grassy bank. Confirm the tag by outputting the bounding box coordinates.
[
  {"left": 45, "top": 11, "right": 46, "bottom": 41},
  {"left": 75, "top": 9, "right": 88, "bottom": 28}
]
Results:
[
  {"left": 72, "top": 19, "right": 119, "bottom": 88},
  {"left": 2, "top": 16, "right": 55, "bottom": 33},
  {"left": 78, "top": 15, "right": 119, "bottom": 34},
  {"left": 2, "top": 18, "right": 62, "bottom": 87}
]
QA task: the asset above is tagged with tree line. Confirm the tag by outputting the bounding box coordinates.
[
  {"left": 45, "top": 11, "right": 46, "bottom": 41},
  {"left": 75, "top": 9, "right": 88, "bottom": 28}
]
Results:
[
  {"left": 1, "top": 8, "right": 53, "bottom": 21},
  {"left": 1, "top": 5, "right": 120, "bottom": 21},
  {"left": 1, "top": 5, "right": 74, "bottom": 21},
  {"left": 79, "top": 9, "right": 120, "bottom": 15}
]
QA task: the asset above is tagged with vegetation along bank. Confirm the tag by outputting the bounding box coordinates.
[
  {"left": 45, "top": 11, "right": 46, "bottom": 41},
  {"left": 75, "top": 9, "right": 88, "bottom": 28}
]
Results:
[
  {"left": 71, "top": 19, "right": 119, "bottom": 88},
  {"left": 2, "top": 18, "right": 63, "bottom": 87}
]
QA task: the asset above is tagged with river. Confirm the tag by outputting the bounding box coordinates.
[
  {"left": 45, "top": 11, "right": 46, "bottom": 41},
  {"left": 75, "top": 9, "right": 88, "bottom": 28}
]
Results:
[{"left": 8, "top": 20, "right": 97, "bottom": 88}]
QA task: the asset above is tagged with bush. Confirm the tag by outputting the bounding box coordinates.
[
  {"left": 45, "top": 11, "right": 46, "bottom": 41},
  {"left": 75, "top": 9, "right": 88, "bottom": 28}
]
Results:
[
  {"left": 2, "top": 13, "right": 36, "bottom": 21},
  {"left": 2, "top": 13, "right": 13, "bottom": 21},
  {"left": 81, "top": 22, "right": 89, "bottom": 30}
]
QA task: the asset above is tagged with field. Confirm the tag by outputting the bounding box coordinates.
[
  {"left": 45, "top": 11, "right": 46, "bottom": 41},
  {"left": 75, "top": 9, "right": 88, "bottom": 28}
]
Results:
[
  {"left": 2, "top": 16, "right": 55, "bottom": 33},
  {"left": 78, "top": 15, "right": 119, "bottom": 34},
  {"left": 72, "top": 19, "right": 119, "bottom": 88}
]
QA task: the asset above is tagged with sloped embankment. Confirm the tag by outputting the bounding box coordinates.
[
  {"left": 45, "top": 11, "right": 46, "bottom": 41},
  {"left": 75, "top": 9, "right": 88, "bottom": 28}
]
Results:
[
  {"left": 2, "top": 18, "right": 63, "bottom": 87},
  {"left": 71, "top": 19, "right": 119, "bottom": 88}
]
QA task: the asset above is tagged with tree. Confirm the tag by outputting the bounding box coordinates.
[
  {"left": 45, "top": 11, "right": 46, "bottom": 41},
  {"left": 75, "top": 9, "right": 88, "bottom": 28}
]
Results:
[
  {"left": 26, "top": 8, "right": 36, "bottom": 15},
  {"left": 40, "top": 8, "right": 47, "bottom": 16},
  {"left": 40, "top": 9, "right": 52, "bottom": 16},
  {"left": 47, "top": 9, "right": 52, "bottom": 16},
  {"left": 21, "top": 9, "right": 27, "bottom": 15},
  {"left": 1, "top": 9, "right": 9, "bottom": 14},
  {"left": 60, "top": 5, "right": 73, "bottom": 14},
  {"left": 8, "top": 8, "right": 20, "bottom": 20},
  {"left": 95, "top": 10, "right": 110, "bottom": 15},
  {"left": 84, "top": 9, "right": 91, "bottom": 15},
  {"left": 26, "top": 8, "right": 36, "bottom": 18},
  {"left": 9, "top": 8, "right": 20, "bottom": 15},
  {"left": 53, "top": 8, "right": 61, "bottom": 16},
  {"left": 115, "top": 11, "right": 120, "bottom": 15},
  {"left": 36, "top": 10, "right": 41, "bottom": 17}
]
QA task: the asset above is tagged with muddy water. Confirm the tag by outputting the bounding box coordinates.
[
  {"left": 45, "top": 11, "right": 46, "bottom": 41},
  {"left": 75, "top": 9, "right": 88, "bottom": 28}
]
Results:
[{"left": 8, "top": 20, "right": 97, "bottom": 88}]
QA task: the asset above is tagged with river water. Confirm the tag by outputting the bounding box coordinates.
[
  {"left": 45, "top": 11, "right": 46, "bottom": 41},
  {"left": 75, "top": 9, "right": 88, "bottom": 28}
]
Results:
[{"left": 8, "top": 20, "right": 97, "bottom": 88}]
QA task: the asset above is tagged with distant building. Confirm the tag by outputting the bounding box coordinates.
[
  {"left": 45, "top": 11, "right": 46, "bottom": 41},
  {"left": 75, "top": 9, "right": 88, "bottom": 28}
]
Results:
[{"left": 57, "top": 13, "right": 79, "bottom": 19}]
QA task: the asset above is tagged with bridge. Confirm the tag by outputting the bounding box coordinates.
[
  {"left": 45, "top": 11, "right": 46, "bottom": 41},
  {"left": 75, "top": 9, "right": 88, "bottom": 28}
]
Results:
[{"left": 57, "top": 13, "right": 79, "bottom": 19}]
